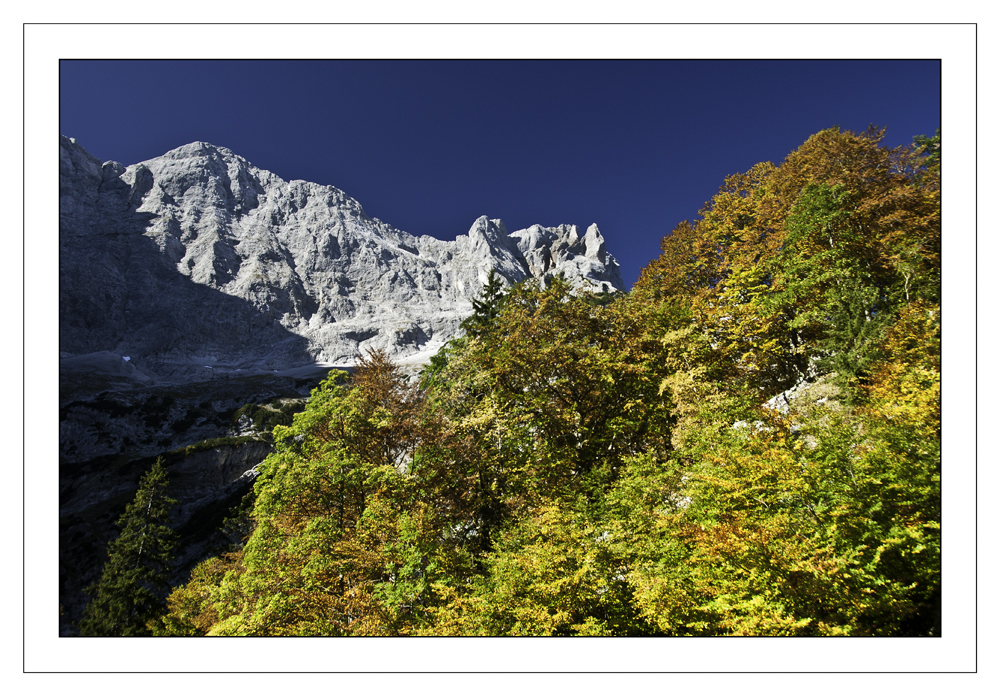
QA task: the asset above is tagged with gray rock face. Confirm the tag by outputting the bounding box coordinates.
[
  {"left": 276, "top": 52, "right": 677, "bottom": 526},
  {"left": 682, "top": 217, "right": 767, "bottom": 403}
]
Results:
[{"left": 60, "top": 137, "right": 626, "bottom": 381}]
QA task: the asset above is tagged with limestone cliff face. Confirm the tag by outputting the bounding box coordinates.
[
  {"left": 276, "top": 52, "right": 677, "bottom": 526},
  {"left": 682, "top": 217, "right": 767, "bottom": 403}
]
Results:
[{"left": 59, "top": 137, "right": 626, "bottom": 380}]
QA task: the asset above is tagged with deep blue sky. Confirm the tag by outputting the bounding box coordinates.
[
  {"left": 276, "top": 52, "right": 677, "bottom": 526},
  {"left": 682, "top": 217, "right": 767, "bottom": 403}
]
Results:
[{"left": 59, "top": 59, "right": 940, "bottom": 288}]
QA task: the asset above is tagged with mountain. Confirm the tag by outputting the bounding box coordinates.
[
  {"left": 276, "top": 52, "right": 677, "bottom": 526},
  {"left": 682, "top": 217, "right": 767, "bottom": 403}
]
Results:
[
  {"left": 59, "top": 137, "right": 625, "bottom": 383},
  {"left": 57, "top": 136, "right": 626, "bottom": 634}
]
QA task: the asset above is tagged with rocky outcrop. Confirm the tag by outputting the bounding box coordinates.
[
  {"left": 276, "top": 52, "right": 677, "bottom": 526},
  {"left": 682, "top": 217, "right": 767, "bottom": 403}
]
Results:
[{"left": 59, "top": 137, "right": 626, "bottom": 382}]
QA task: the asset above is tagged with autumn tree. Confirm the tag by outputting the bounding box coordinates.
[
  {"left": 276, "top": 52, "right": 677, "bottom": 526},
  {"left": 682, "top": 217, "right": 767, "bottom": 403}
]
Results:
[
  {"left": 152, "top": 125, "right": 939, "bottom": 637},
  {"left": 185, "top": 352, "right": 482, "bottom": 635},
  {"left": 633, "top": 126, "right": 940, "bottom": 409},
  {"left": 152, "top": 553, "right": 244, "bottom": 636},
  {"left": 616, "top": 125, "right": 940, "bottom": 635}
]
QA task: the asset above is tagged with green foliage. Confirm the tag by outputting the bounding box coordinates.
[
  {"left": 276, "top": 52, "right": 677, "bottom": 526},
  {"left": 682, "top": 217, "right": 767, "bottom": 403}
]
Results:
[
  {"left": 461, "top": 268, "right": 509, "bottom": 338},
  {"left": 154, "top": 126, "right": 939, "bottom": 636},
  {"left": 636, "top": 398, "right": 939, "bottom": 636},
  {"left": 78, "top": 458, "right": 178, "bottom": 636},
  {"left": 230, "top": 398, "right": 305, "bottom": 433},
  {"left": 768, "top": 182, "right": 892, "bottom": 395},
  {"left": 174, "top": 434, "right": 265, "bottom": 457},
  {"left": 427, "top": 502, "right": 652, "bottom": 636},
  {"left": 151, "top": 553, "right": 242, "bottom": 636},
  {"left": 912, "top": 128, "right": 941, "bottom": 178}
]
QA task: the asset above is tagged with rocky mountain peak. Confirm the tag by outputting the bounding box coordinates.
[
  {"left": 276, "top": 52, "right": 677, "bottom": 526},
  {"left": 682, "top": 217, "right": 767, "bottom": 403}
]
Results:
[{"left": 59, "top": 137, "right": 627, "bottom": 384}]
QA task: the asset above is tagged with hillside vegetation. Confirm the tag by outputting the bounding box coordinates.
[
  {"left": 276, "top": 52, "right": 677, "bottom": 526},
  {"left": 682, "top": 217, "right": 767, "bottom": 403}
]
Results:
[{"left": 95, "top": 127, "right": 941, "bottom": 636}]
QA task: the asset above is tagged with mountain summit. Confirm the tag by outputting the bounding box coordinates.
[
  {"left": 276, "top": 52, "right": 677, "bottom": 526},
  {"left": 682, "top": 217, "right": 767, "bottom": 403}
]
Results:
[{"left": 59, "top": 137, "right": 625, "bottom": 382}]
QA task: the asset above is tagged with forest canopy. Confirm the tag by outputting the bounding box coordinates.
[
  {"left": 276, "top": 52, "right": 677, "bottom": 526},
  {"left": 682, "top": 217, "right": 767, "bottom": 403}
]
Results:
[{"left": 122, "top": 126, "right": 940, "bottom": 636}]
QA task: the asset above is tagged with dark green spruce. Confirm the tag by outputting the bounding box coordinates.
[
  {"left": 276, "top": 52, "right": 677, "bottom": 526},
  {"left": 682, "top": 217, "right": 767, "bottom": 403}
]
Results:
[{"left": 77, "top": 458, "right": 178, "bottom": 636}]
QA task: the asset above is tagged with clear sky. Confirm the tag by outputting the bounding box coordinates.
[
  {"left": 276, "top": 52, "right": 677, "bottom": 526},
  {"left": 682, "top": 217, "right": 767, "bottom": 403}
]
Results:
[{"left": 59, "top": 59, "right": 940, "bottom": 289}]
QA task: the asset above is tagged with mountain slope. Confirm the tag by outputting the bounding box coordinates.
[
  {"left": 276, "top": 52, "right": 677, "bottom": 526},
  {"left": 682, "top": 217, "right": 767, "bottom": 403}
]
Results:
[{"left": 59, "top": 137, "right": 625, "bottom": 381}]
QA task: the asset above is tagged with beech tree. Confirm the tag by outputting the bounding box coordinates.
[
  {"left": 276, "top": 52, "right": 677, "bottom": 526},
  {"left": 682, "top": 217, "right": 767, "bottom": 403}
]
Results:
[{"left": 615, "top": 126, "right": 941, "bottom": 635}]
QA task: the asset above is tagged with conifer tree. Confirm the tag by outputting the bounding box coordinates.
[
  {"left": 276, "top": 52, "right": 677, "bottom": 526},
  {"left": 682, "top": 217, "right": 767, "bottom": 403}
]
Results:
[
  {"left": 461, "top": 268, "right": 508, "bottom": 338},
  {"left": 78, "top": 458, "right": 178, "bottom": 636}
]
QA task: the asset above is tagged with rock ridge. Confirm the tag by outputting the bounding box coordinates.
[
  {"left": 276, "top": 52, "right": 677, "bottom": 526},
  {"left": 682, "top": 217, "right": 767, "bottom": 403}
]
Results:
[{"left": 59, "top": 136, "right": 626, "bottom": 383}]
